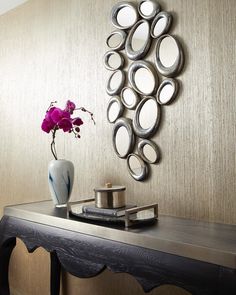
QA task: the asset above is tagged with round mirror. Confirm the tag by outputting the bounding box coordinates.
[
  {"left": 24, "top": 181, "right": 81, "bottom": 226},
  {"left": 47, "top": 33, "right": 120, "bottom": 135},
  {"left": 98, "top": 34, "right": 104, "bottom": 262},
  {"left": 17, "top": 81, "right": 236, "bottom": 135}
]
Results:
[
  {"left": 111, "top": 2, "right": 138, "bottom": 30},
  {"left": 106, "top": 30, "right": 127, "bottom": 51},
  {"left": 104, "top": 51, "right": 125, "bottom": 71},
  {"left": 128, "top": 61, "right": 158, "bottom": 96},
  {"left": 155, "top": 34, "right": 184, "bottom": 77},
  {"left": 112, "top": 118, "right": 135, "bottom": 158},
  {"left": 127, "top": 153, "right": 148, "bottom": 181},
  {"left": 138, "top": 0, "right": 160, "bottom": 20},
  {"left": 138, "top": 139, "right": 160, "bottom": 164},
  {"left": 125, "top": 19, "right": 151, "bottom": 60},
  {"left": 121, "top": 87, "right": 140, "bottom": 109},
  {"left": 106, "top": 70, "right": 126, "bottom": 96},
  {"left": 156, "top": 78, "right": 179, "bottom": 105},
  {"left": 107, "top": 96, "right": 124, "bottom": 123},
  {"left": 151, "top": 11, "right": 172, "bottom": 38},
  {"left": 133, "top": 96, "right": 161, "bottom": 138}
]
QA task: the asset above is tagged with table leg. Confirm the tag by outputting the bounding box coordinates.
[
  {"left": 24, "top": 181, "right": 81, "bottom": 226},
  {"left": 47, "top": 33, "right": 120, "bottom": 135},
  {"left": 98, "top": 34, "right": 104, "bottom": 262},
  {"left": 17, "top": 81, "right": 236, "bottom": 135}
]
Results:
[
  {"left": 0, "top": 238, "right": 16, "bottom": 295},
  {"left": 50, "top": 251, "right": 61, "bottom": 295}
]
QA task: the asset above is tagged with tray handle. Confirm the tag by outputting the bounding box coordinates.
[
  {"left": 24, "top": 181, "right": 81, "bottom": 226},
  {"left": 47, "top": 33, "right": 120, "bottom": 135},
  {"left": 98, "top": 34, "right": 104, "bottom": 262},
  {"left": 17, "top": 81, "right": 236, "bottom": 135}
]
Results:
[{"left": 125, "top": 203, "right": 158, "bottom": 227}]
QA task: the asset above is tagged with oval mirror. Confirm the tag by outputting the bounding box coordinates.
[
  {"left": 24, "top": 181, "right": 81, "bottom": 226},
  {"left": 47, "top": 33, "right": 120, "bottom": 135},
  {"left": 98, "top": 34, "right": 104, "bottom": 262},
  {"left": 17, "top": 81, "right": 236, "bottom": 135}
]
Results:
[
  {"left": 125, "top": 19, "right": 151, "bottom": 60},
  {"left": 151, "top": 11, "right": 172, "bottom": 38},
  {"left": 104, "top": 50, "right": 125, "bottom": 71},
  {"left": 128, "top": 61, "right": 158, "bottom": 96},
  {"left": 155, "top": 34, "right": 184, "bottom": 77},
  {"left": 106, "top": 30, "right": 127, "bottom": 51},
  {"left": 106, "top": 70, "right": 126, "bottom": 96},
  {"left": 156, "top": 78, "right": 179, "bottom": 105},
  {"left": 121, "top": 87, "right": 140, "bottom": 109},
  {"left": 113, "top": 118, "right": 135, "bottom": 158},
  {"left": 138, "top": 0, "right": 160, "bottom": 20},
  {"left": 133, "top": 96, "right": 161, "bottom": 138},
  {"left": 138, "top": 139, "right": 160, "bottom": 164},
  {"left": 111, "top": 2, "right": 138, "bottom": 30},
  {"left": 107, "top": 96, "right": 124, "bottom": 123},
  {"left": 127, "top": 153, "right": 148, "bottom": 181}
]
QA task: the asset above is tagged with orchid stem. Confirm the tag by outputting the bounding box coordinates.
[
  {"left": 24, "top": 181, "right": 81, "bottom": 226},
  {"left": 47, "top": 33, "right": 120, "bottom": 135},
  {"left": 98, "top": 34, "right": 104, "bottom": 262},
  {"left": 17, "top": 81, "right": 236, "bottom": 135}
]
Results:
[
  {"left": 51, "top": 128, "right": 58, "bottom": 160},
  {"left": 76, "top": 107, "right": 96, "bottom": 125}
]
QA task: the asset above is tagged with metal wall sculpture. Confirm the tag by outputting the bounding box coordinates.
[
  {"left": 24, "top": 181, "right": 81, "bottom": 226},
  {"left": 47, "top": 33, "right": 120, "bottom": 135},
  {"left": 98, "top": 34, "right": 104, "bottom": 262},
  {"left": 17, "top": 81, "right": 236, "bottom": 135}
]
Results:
[{"left": 104, "top": 0, "right": 185, "bottom": 181}]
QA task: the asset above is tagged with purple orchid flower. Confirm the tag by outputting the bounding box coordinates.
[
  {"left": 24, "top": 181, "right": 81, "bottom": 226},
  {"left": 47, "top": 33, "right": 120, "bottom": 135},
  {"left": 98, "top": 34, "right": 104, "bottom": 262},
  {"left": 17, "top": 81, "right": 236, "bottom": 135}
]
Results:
[{"left": 41, "top": 100, "right": 95, "bottom": 160}]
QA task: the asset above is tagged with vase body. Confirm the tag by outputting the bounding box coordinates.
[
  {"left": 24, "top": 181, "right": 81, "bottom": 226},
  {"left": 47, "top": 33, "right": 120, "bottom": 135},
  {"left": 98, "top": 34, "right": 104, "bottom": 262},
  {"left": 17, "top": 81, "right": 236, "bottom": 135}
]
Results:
[{"left": 48, "top": 159, "right": 74, "bottom": 207}]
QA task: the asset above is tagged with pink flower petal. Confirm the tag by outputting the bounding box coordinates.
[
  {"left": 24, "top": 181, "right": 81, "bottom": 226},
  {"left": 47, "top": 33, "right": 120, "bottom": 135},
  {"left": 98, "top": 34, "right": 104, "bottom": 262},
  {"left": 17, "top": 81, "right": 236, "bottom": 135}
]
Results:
[
  {"left": 58, "top": 118, "right": 73, "bottom": 132},
  {"left": 65, "top": 100, "right": 76, "bottom": 114},
  {"left": 50, "top": 108, "right": 70, "bottom": 124},
  {"left": 73, "top": 117, "right": 83, "bottom": 126},
  {"left": 41, "top": 119, "right": 55, "bottom": 133}
]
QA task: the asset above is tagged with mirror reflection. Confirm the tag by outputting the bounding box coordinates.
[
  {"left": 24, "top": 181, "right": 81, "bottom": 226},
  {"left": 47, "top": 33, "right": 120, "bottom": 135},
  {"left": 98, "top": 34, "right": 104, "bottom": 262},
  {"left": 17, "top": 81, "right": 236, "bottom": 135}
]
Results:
[
  {"left": 106, "top": 70, "right": 125, "bottom": 96},
  {"left": 107, "top": 96, "right": 124, "bottom": 123},
  {"left": 155, "top": 34, "right": 184, "bottom": 77},
  {"left": 160, "top": 36, "right": 178, "bottom": 67},
  {"left": 106, "top": 30, "right": 127, "bottom": 51},
  {"left": 135, "top": 68, "right": 155, "bottom": 95},
  {"left": 140, "top": 2, "right": 153, "bottom": 16},
  {"left": 127, "top": 153, "right": 148, "bottom": 181},
  {"left": 107, "top": 33, "right": 121, "bottom": 48},
  {"left": 131, "top": 21, "right": 149, "bottom": 51},
  {"left": 113, "top": 118, "right": 135, "bottom": 158},
  {"left": 111, "top": 2, "right": 138, "bottom": 30},
  {"left": 121, "top": 87, "right": 140, "bottom": 109},
  {"left": 104, "top": 51, "right": 124, "bottom": 71},
  {"left": 138, "top": 0, "right": 160, "bottom": 20},
  {"left": 116, "top": 126, "right": 129, "bottom": 156},
  {"left": 126, "top": 20, "right": 151, "bottom": 60},
  {"left": 128, "top": 61, "right": 158, "bottom": 96},
  {"left": 156, "top": 78, "right": 178, "bottom": 105},
  {"left": 151, "top": 11, "right": 172, "bottom": 38},
  {"left": 139, "top": 98, "right": 157, "bottom": 129},
  {"left": 117, "top": 7, "right": 136, "bottom": 27},
  {"left": 133, "top": 96, "right": 161, "bottom": 138},
  {"left": 138, "top": 139, "right": 160, "bottom": 164},
  {"left": 129, "top": 155, "right": 142, "bottom": 175}
]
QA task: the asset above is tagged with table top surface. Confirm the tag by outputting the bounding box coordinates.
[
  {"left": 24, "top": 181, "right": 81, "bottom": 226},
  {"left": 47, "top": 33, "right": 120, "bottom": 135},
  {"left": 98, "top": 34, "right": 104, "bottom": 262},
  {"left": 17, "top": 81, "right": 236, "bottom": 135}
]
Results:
[{"left": 4, "top": 200, "right": 236, "bottom": 269}]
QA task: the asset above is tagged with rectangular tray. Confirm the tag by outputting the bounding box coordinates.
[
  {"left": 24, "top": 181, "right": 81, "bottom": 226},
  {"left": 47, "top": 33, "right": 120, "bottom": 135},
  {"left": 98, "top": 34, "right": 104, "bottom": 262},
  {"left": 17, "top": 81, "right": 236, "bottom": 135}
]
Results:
[{"left": 69, "top": 198, "right": 158, "bottom": 228}]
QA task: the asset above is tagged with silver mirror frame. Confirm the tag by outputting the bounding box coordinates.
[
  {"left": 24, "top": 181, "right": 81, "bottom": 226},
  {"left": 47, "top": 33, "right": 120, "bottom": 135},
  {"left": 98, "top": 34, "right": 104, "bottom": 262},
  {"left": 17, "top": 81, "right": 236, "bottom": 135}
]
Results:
[
  {"left": 133, "top": 96, "right": 161, "bottom": 138},
  {"left": 155, "top": 34, "right": 184, "bottom": 78},
  {"left": 111, "top": 2, "right": 139, "bottom": 30},
  {"left": 125, "top": 19, "right": 151, "bottom": 60},
  {"left": 112, "top": 117, "right": 135, "bottom": 158},
  {"left": 128, "top": 60, "right": 159, "bottom": 96},
  {"left": 127, "top": 153, "right": 148, "bottom": 181},
  {"left": 151, "top": 11, "right": 172, "bottom": 38},
  {"left": 138, "top": 139, "right": 160, "bottom": 164},
  {"left": 107, "top": 96, "right": 124, "bottom": 123},
  {"left": 156, "top": 78, "right": 179, "bottom": 105},
  {"left": 138, "top": 0, "right": 161, "bottom": 20},
  {"left": 104, "top": 50, "right": 125, "bottom": 71},
  {"left": 121, "top": 86, "right": 140, "bottom": 109},
  {"left": 106, "top": 30, "right": 127, "bottom": 51},
  {"left": 106, "top": 70, "right": 126, "bottom": 96}
]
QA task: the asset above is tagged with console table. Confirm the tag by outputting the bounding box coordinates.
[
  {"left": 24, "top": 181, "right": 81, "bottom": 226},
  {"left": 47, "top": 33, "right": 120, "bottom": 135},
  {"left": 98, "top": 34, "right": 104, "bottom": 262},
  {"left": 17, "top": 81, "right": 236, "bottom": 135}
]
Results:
[{"left": 0, "top": 201, "right": 236, "bottom": 295}]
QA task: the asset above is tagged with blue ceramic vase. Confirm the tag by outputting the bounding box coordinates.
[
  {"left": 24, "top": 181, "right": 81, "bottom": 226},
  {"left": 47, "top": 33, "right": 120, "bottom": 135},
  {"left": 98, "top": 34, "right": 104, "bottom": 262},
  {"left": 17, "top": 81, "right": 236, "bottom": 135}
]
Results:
[{"left": 48, "top": 159, "right": 74, "bottom": 207}]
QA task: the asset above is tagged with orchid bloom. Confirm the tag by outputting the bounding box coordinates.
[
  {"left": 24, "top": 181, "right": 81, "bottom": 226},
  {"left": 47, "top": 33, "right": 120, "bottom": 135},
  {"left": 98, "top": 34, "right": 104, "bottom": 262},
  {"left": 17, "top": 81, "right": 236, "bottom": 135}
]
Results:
[{"left": 41, "top": 100, "right": 95, "bottom": 160}]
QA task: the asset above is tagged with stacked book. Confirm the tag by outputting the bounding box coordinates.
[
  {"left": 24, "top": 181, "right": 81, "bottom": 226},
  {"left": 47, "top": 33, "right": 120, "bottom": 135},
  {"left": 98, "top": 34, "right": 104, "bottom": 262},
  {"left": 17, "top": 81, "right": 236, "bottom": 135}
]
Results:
[{"left": 82, "top": 203, "right": 136, "bottom": 218}]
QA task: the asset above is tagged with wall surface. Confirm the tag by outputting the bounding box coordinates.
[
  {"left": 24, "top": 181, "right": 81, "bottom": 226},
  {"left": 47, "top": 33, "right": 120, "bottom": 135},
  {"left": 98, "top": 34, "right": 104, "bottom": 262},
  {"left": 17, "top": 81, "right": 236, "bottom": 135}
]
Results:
[{"left": 0, "top": 0, "right": 235, "bottom": 294}]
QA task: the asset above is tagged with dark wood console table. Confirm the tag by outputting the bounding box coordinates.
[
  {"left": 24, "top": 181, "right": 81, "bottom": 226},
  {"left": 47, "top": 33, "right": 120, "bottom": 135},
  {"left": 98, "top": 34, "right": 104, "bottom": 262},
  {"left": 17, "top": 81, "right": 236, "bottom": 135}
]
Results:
[{"left": 0, "top": 201, "right": 236, "bottom": 295}]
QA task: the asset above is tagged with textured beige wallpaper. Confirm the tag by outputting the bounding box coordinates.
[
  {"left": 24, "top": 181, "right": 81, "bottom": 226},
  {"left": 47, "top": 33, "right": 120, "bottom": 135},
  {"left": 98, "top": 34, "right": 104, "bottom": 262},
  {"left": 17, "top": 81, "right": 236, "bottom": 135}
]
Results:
[{"left": 0, "top": 0, "right": 235, "bottom": 294}]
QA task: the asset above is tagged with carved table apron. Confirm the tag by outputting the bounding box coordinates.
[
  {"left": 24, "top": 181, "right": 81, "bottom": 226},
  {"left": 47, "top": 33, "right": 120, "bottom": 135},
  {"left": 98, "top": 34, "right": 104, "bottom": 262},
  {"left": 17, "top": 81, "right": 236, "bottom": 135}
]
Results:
[{"left": 0, "top": 201, "right": 236, "bottom": 295}]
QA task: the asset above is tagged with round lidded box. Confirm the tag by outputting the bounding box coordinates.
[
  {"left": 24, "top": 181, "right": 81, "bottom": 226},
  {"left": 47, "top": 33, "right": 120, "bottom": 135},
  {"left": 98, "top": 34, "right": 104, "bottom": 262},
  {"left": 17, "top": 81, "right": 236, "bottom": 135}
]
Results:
[{"left": 94, "top": 183, "right": 126, "bottom": 209}]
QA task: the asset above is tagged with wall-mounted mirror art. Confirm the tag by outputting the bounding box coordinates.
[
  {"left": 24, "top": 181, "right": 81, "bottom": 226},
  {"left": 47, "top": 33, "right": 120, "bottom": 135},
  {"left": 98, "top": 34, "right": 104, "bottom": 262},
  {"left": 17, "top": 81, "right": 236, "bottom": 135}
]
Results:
[{"left": 104, "top": 0, "right": 185, "bottom": 181}]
